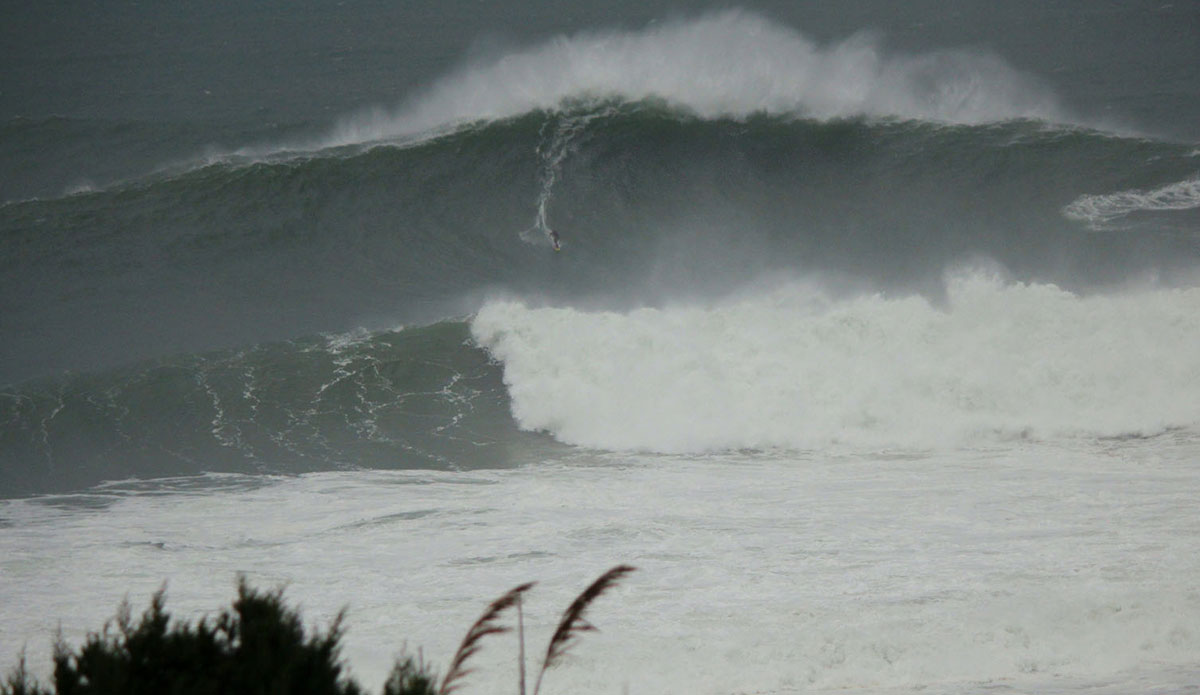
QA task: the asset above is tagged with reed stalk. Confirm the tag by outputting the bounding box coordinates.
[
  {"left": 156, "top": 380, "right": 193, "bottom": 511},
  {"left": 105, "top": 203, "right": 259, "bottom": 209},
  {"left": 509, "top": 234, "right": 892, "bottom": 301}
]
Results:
[
  {"left": 439, "top": 582, "right": 536, "bottom": 695},
  {"left": 531, "top": 564, "right": 636, "bottom": 695}
]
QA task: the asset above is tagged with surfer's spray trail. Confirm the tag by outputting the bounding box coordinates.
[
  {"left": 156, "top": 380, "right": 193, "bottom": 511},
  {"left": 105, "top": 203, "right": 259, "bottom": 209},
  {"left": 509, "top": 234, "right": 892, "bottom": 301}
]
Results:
[{"left": 525, "top": 108, "right": 615, "bottom": 246}]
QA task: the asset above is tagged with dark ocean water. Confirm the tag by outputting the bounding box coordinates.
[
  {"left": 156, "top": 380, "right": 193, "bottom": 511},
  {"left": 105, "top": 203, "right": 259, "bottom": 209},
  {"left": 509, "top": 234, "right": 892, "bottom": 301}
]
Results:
[{"left": 2, "top": 1, "right": 1199, "bottom": 496}]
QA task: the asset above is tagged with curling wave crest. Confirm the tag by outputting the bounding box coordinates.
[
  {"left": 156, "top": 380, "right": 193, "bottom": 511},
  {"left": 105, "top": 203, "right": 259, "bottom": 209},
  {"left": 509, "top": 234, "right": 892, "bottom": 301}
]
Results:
[
  {"left": 328, "top": 10, "right": 1065, "bottom": 147},
  {"left": 472, "top": 273, "right": 1200, "bottom": 452}
]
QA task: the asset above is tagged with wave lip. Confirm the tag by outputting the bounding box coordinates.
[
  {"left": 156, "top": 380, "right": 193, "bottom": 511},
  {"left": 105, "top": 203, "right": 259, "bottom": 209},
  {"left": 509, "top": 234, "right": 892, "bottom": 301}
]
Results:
[
  {"left": 471, "top": 275, "right": 1200, "bottom": 453},
  {"left": 326, "top": 9, "right": 1066, "bottom": 147}
]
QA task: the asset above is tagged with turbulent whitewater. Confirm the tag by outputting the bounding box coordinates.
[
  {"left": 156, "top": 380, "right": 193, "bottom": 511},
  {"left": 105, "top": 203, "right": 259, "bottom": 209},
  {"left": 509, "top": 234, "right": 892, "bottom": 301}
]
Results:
[{"left": 472, "top": 275, "right": 1200, "bottom": 452}]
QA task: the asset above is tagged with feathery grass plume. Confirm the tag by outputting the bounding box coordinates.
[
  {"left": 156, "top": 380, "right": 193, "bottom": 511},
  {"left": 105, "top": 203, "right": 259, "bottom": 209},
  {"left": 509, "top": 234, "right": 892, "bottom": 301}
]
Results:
[
  {"left": 438, "top": 581, "right": 536, "bottom": 695},
  {"left": 532, "top": 564, "right": 636, "bottom": 695}
]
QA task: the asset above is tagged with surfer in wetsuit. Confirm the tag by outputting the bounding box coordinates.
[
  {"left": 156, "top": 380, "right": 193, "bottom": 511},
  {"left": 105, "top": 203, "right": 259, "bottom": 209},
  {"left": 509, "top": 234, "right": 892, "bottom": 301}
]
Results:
[{"left": 549, "top": 228, "right": 561, "bottom": 251}]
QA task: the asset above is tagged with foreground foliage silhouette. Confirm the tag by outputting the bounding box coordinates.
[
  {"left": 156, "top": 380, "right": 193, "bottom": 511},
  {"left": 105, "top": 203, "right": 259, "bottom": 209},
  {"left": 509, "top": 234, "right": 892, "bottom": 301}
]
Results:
[{"left": 3, "top": 566, "right": 635, "bottom": 695}]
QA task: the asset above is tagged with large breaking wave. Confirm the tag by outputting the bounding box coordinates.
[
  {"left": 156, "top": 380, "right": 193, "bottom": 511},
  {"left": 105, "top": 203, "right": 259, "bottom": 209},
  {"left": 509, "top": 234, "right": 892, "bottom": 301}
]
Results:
[
  {"left": 471, "top": 273, "right": 1200, "bottom": 452},
  {"left": 3, "top": 10, "right": 1199, "bottom": 496},
  {"left": 8, "top": 271, "right": 1199, "bottom": 496}
]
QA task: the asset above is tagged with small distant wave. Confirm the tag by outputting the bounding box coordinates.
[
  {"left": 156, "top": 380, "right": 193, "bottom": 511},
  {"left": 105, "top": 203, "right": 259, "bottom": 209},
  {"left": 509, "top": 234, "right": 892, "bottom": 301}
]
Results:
[{"left": 1063, "top": 174, "right": 1200, "bottom": 228}]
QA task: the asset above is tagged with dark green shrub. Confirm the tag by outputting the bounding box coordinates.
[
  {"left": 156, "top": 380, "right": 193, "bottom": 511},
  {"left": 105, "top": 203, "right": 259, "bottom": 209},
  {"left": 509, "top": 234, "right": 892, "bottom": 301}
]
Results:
[
  {"left": 3, "top": 578, "right": 433, "bottom": 695},
  {"left": 3, "top": 566, "right": 635, "bottom": 695}
]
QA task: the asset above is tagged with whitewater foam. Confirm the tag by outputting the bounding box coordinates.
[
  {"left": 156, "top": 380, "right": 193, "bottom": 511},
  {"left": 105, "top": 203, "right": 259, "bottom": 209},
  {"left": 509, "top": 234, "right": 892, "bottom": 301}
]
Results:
[
  {"left": 326, "top": 10, "right": 1066, "bottom": 147},
  {"left": 5, "top": 447, "right": 1200, "bottom": 693},
  {"left": 1063, "top": 174, "right": 1200, "bottom": 228},
  {"left": 471, "top": 273, "right": 1200, "bottom": 452}
]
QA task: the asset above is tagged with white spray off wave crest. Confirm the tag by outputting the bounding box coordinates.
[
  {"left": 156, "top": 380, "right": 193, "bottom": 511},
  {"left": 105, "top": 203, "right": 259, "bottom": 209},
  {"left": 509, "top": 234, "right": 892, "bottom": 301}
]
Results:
[
  {"left": 330, "top": 10, "right": 1064, "bottom": 145},
  {"left": 472, "top": 275, "right": 1200, "bottom": 452}
]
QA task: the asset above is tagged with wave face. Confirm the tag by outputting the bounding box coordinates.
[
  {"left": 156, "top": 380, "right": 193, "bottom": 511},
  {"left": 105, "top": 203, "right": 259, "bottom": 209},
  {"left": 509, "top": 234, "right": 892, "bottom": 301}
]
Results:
[
  {"left": 5, "top": 106, "right": 1198, "bottom": 383},
  {"left": 2, "top": 10, "right": 1199, "bottom": 494},
  {"left": 0, "top": 323, "right": 556, "bottom": 496}
]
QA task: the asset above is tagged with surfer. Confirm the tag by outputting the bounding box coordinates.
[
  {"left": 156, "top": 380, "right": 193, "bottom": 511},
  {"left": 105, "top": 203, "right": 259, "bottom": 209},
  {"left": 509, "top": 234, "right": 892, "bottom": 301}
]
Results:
[{"left": 549, "top": 228, "right": 561, "bottom": 251}]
